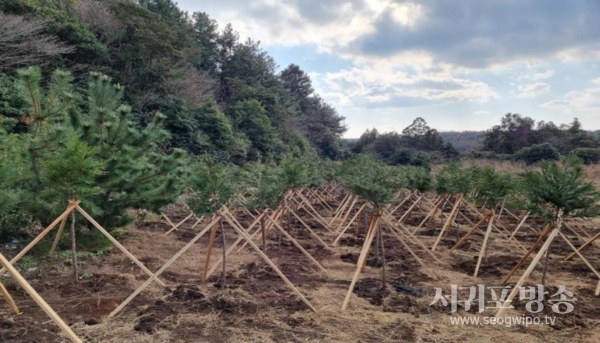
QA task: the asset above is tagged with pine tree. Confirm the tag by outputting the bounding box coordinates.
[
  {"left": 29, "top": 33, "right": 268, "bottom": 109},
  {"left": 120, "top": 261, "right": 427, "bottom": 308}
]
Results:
[{"left": 70, "top": 72, "right": 188, "bottom": 228}]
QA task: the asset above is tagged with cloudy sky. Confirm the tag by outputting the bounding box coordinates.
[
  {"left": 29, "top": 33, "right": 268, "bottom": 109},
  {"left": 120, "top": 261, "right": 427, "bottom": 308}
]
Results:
[{"left": 178, "top": 0, "right": 600, "bottom": 137}]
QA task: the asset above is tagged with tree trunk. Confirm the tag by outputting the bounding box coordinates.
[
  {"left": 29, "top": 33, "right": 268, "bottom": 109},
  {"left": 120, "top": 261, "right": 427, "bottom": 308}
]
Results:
[
  {"left": 261, "top": 211, "right": 266, "bottom": 253},
  {"left": 70, "top": 212, "right": 78, "bottom": 284},
  {"left": 379, "top": 226, "right": 386, "bottom": 288},
  {"left": 541, "top": 240, "right": 552, "bottom": 287},
  {"left": 220, "top": 219, "right": 227, "bottom": 290}
]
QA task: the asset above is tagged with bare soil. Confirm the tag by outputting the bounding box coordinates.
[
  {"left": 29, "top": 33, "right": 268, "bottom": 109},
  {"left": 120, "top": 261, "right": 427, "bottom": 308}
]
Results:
[{"left": 1, "top": 198, "right": 600, "bottom": 343}]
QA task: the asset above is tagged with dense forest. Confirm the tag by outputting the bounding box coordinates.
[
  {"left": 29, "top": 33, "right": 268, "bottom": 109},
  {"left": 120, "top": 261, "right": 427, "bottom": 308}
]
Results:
[
  {"left": 0, "top": 0, "right": 349, "bottom": 243},
  {"left": 1, "top": 0, "right": 600, "bottom": 245},
  {"left": 0, "top": 0, "right": 347, "bottom": 163}
]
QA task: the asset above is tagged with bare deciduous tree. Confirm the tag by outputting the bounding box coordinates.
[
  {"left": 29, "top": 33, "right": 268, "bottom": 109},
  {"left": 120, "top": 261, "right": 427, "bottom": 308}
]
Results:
[
  {"left": 165, "top": 65, "right": 215, "bottom": 108},
  {"left": 0, "top": 13, "right": 74, "bottom": 70},
  {"left": 73, "top": 0, "right": 124, "bottom": 44}
]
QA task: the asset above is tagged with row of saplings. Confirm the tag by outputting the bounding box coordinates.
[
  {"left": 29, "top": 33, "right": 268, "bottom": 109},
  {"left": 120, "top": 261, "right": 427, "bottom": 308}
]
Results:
[{"left": 8, "top": 150, "right": 600, "bottom": 317}]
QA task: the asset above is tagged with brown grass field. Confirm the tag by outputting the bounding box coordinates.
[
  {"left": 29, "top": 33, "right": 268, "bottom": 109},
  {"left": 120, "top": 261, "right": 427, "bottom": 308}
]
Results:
[{"left": 1, "top": 163, "right": 600, "bottom": 343}]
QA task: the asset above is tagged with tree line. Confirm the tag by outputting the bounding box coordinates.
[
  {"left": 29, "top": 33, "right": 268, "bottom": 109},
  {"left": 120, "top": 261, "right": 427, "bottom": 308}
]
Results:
[
  {"left": 0, "top": 0, "right": 346, "bottom": 163},
  {"left": 350, "top": 114, "right": 600, "bottom": 166}
]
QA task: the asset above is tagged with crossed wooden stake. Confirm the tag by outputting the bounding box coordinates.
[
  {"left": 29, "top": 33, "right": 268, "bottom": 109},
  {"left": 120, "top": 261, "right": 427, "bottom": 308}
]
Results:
[
  {"left": 0, "top": 200, "right": 171, "bottom": 342},
  {"left": 109, "top": 205, "right": 326, "bottom": 317}
]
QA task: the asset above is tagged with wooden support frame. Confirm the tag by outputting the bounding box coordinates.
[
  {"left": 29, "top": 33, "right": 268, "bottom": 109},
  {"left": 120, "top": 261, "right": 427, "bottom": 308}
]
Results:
[
  {"left": 265, "top": 214, "right": 327, "bottom": 273},
  {"left": 432, "top": 194, "right": 464, "bottom": 251},
  {"left": 110, "top": 215, "right": 221, "bottom": 317},
  {"left": 341, "top": 211, "right": 382, "bottom": 311},
  {"left": 221, "top": 211, "right": 317, "bottom": 312},
  {"left": 496, "top": 224, "right": 561, "bottom": 317},
  {"left": 332, "top": 203, "right": 368, "bottom": 246},
  {"left": 0, "top": 253, "right": 82, "bottom": 343}
]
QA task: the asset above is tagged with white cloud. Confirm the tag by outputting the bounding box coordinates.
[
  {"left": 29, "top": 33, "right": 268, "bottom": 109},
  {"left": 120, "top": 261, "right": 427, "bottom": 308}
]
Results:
[
  {"left": 541, "top": 79, "right": 600, "bottom": 114},
  {"left": 517, "top": 69, "right": 554, "bottom": 81},
  {"left": 513, "top": 82, "right": 551, "bottom": 99},
  {"left": 473, "top": 110, "right": 491, "bottom": 116},
  {"left": 315, "top": 60, "right": 498, "bottom": 109}
]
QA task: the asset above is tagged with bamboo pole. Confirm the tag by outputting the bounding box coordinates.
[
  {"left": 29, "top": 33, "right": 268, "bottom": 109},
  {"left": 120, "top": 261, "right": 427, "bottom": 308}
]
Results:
[
  {"left": 473, "top": 213, "right": 495, "bottom": 280},
  {"left": 341, "top": 212, "right": 382, "bottom": 311},
  {"left": 0, "top": 202, "right": 79, "bottom": 275},
  {"left": 109, "top": 215, "right": 220, "bottom": 317},
  {"left": 496, "top": 226, "right": 560, "bottom": 317},
  {"left": 222, "top": 213, "right": 317, "bottom": 312},
  {"left": 0, "top": 253, "right": 82, "bottom": 343}
]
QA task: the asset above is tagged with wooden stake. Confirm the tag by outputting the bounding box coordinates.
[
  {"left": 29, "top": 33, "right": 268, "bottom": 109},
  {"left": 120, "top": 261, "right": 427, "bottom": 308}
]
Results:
[
  {"left": 164, "top": 213, "right": 194, "bottom": 235},
  {"left": 0, "top": 253, "right": 82, "bottom": 343},
  {"left": 496, "top": 226, "right": 560, "bottom": 317},
  {"left": 341, "top": 212, "right": 382, "bottom": 311},
  {"left": 220, "top": 219, "right": 227, "bottom": 289},
  {"left": 449, "top": 211, "right": 492, "bottom": 252},
  {"left": 0, "top": 202, "right": 79, "bottom": 275},
  {"left": 413, "top": 195, "right": 446, "bottom": 233},
  {"left": 266, "top": 215, "right": 327, "bottom": 273},
  {"left": 509, "top": 212, "right": 530, "bottom": 240},
  {"left": 381, "top": 214, "right": 442, "bottom": 263},
  {"left": 398, "top": 195, "right": 423, "bottom": 224},
  {"left": 432, "top": 194, "right": 463, "bottom": 251},
  {"left": 109, "top": 215, "right": 220, "bottom": 317},
  {"left": 335, "top": 197, "right": 359, "bottom": 233},
  {"left": 202, "top": 215, "right": 220, "bottom": 283},
  {"left": 557, "top": 231, "right": 600, "bottom": 279},
  {"left": 332, "top": 203, "right": 368, "bottom": 246},
  {"left": 207, "top": 210, "right": 265, "bottom": 278},
  {"left": 501, "top": 223, "right": 553, "bottom": 285},
  {"left": 49, "top": 217, "right": 67, "bottom": 256},
  {"left": 564, "top": 231, "right": 600, "bottom": 261},
  {"left": 473, "top": 213, "right": 495, "bottom": 280},
  {"left": 69, "top": 211, "right": 78, "bottom": 284},
  {"left": 75, "top": 206, "right": 166, "bottom": 287},
  {"left": 0, "top": 280, "right": 20, "bottom": 314},
  {"left": 289, "top": 210, "right": 333, "bottom": 251},
  {"left": 222, "top": 213, "right": 317, "bottom": 312}
]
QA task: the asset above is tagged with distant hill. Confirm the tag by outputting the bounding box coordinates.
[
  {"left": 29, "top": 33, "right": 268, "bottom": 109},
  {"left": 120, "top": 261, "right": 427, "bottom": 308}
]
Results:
[{"left": 439, "top": 131, "right": 484, "bottom": 153}]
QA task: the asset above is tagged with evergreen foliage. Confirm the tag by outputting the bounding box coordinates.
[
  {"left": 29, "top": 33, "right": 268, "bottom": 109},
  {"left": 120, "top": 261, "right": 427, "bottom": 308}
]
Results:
[{"left": 519, "top": 157, "right": 600, "bottom": 221}]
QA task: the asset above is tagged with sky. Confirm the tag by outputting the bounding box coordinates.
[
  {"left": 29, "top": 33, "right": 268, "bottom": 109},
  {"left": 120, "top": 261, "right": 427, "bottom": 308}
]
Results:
[{"left": 177, "top": 0, "right": 600, "bottom": 138}]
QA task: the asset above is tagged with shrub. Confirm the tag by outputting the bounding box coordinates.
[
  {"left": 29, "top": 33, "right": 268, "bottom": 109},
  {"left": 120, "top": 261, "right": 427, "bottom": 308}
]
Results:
[
  {"left": 571, "top": 148, "right": 600, "bottom": 165},
  {"left": 515, "top": 143, "right": 560, "bottom": 164}
]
